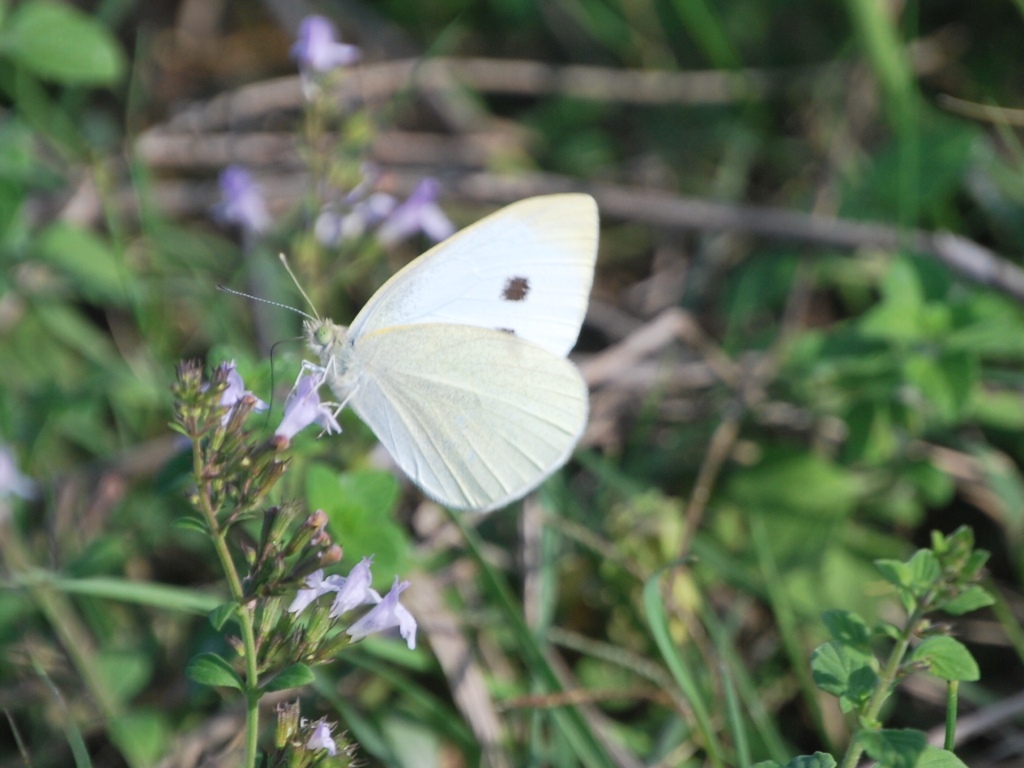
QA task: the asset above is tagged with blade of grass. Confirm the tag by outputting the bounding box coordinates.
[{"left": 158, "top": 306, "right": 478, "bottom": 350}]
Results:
[
  {"left": 9, "top": 571, "right": 223, "bottom": 614},
  {"left": 341, "top": 649, "right": 477, "bottom": 751},
  {"left": 641, "top": 564, "right": 725, "bottom": 767},
  {"left": 448, "top": 509, "right": 618, "bottom": 768},
  {"left": 721, "top": 661, "right": 749, "bottom": 768},
  {"left": 749, "top": 512, "right": 835, "bottom": 754},
  {"left": 698, "top": 594, "right": 790, "bottom": 763},
  {"left": 31, "top": 653, "right": 93, "bottom": 768},
  {"left": 665, "top": 0, "right": 741, "bottom": 69}
]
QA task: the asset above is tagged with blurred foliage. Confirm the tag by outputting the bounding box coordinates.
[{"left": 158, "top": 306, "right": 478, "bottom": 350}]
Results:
[{"left": 3, "top": 0, "right": 1024, "bottom": 766}]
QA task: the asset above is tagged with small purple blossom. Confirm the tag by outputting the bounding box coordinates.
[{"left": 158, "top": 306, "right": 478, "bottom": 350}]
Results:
[
  {"left": 329, "top": 557, "right": 378, "bottom": 618},
  {"left": 275, "top": 373, "right": 341, "bottom": 440},
  {"left": 291, "top": 16, "right": 361, "bottom": 74},
  {"left": 287, "top": 569, "right": 331, "bottom": 614},
  {"left": 221, "top": 363, "right": 268, "bottom": 411},
  {"left": 315, "top": 192, "right": 397, "bottom": 246},
  {"left": 0, "top": 445, "right": 36, "bottom": 500},
  {"left": 206, "top": 361, "right": 268, "bottom": 426},
  {"left": 376, "top": 178, "right": 455, "bottom": 246},
  {"left": 214, "top": 166, "right": 271, "bottom": 235},
  {"left": 306, "top": 718, "right": 338, "bottom": 756},
  {"left": 287, "top": 558, "right": 380, "bottom": 617},
  {"left": 346, "top": 577, "right": 417, "bottom": 650}
]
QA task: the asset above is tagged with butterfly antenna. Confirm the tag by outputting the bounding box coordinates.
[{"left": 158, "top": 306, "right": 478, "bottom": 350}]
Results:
[
  {"left": 278, "top": 253, "right": 321, "bottom": 321},
  {"left": 216, "top": 285, "right": 316, "bottom": 321}
]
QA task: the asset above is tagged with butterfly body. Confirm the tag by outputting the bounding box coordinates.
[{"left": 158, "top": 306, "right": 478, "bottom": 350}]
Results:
[
  {"left": 306, "top": 319, "right": 360, "bottom": 398},
  {"left": 306, "top": 194, "right": 598, "bottom": 512}
]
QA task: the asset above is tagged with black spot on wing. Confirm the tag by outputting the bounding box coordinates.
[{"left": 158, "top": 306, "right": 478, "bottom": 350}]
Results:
[
  {"left": 502, "top": 276, "right": 530, "bottom": 302},
  {"left": 496, "top": 327, "right": 516, "bottom": 335}
]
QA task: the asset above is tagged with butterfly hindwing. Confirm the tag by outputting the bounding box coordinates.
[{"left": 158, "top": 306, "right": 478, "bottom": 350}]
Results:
[{"left": 346, "top": 323, "right": 588, "bottom": 512}]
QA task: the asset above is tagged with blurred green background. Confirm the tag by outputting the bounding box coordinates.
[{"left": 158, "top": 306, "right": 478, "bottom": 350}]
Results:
[{"left": 4, "top": 0, "right": 1024, "bottom": 766}]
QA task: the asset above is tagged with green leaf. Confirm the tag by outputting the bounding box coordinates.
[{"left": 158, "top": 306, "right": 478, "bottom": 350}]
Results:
[
  {"left": 96, "top": 648, "right": 151, "bottom": 703},
  {"left": 789, "top": 755, "right": 838, "bottom": 768},
  {"left": 262, "top": 663, "right": 315, "bottom": 692},
  {"left": 111, "top": 709, "right": 171, "bottom": 767},
  {"left": 726, "top": 451, "right": 864, "bottom": 517},
  {"left": 185, "top": 652, "right": 243, "bottom": 690},
  {"left": 36, "top": 223, "right": 130, "bottom": 305},
  {"left": 968, "top": 387, "right": 1024, "bottom": 431},
  {"left": 172, "top": 516, "right": 208, "bottom": 535},
  {"left": 34, "top": 302, "right": 117, "bottom": 365},
  {"left": 859, "top": 729, "right": 926, "bottom": 768},
  {"left": 1, "top": 1, "right": 126, "bottom": 86},
  {"left": 906, "top": 550, "right": 941, "bottom": 593},
  {"left": 875, "top": 621, "right": 902, "bottom": 641},
  {"left": 903, "top": 351, "right": 975, "bottom": 425},
  {"left": 208, "top": 602, "right": 239, "bottom": 631},
  {"left": 875, "top": 559, "right": 912, "bottom": 590},
  {"left": 906, "top": 460, "right": 955, "bottom": 507},
  {"left": 910, "top": 636, "right": 980, "bottom": 682},
  {"left": 751, "top": 753, "right": 838, "bottom": 768},
  {"left": 810, "top": 641, "right": 876, "bottom": 712},
  {"left": 822, "top": 610, "right": 871, "bottom": 651},
  {"left": 915, "top": 745, "right": 968, "bottom": 768},
  {"left": 941, "top": 586, "right": 994, "bottom": 616},
  {"left": 844, "top": 401, "right": 899, "bottom": 464},
  {"left": 859, "top": 258, "right": 925, "bottom": 342}
]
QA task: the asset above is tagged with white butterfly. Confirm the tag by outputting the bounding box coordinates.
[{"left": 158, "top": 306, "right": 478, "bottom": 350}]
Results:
[{"left": 305, "top": 194, "right": 599, "bottom": 512}]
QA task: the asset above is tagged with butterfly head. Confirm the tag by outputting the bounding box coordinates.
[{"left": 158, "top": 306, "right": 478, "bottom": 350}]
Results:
[{"left": 304, "top": 319, "right": 350, "bottom": 367}]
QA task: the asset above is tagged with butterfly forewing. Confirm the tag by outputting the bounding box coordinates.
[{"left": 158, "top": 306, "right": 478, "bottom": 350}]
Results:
[
  {"left": 348, "top": 194, "right": 598, "bottom": 358},
  {"left": 345, "top": 323, "right": 588, "bottom": 512}
]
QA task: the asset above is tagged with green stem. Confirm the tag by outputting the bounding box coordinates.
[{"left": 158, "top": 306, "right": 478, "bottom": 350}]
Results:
[
  {"left": 837, "top": 597, "right": 932, "bottom": 768},
  {"left": 945, "top": 680, "right": 957, "bottom": 751},
  {"left": 193, "top": 444, "right": 262, "bottom": 768}
]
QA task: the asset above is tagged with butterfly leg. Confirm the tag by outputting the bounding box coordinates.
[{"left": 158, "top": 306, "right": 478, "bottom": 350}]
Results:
[
  {"left": 297, "top": 357, "right": 353, "bottom": 422},
  {"left": 297, "top": 359, "right": 327, "bottom": 385}
]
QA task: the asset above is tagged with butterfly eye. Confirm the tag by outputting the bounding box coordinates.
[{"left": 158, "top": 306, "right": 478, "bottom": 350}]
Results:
[{"left": 315, "top": 326, "right": 332, "bottom": 346}]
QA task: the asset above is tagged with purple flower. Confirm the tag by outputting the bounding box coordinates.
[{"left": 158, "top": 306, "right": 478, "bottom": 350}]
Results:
[
  {"left": 306, "top": 718, "right": 337, "bottom": 756},
  {"left": 291, "top": 16, "right": 361, "bottom": 74},
  {"left": 0, "top": 445, "right": 36, "bottom": 500},
  {"left": 221, "top": 362, "right": 268, "bottom": 410},
  {"left": 346, "top": 577, "right": 417, "bottom": 650},
  {"left": 214, "top": 166, "right": 271, "bottom": 235},
  {"left": 376, "top": 179, "right": 455, "bottom": 246},
  {"left": 315, "top": 192, "right": 397, "bottom": 246},
  {"left": 287, "top": 558, "right": 380, "bottom": 617},
  {"left": 275, "top": 373, "right": 341, "bottom": 440},
  {"left": 287, "top": 569, "right": 331, "bottom": 614},
  {"left": 328, "top": 557, "right": 378, "bottom": 618},
  {"left": 206, "top": 361, "right": 268, "bottom": 426}
]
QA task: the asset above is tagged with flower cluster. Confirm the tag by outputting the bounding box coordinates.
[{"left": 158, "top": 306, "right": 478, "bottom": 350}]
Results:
[
  {"left": 315, "top": 175, "right": 455, "bottom": 248},
  {"left": 215, "top": 163, "right": 454, "bottom": 250},
  {"left": 175, "top": 358, "right": 418, "bottom": 768},
  {"left": 291, "top": 15, "right": 360, "bottom": 75},
  {"left": 271, "top": 701, "right": 358, "bottom": 767},
  {"left": 214, "top": 166, "right": 272, "bottom": 236},
  {"left": 212, "top": 16, "right": 455, "bottom": 252},
  {"left": 288, "top": 558, "right": 417, "bottom": 650}
]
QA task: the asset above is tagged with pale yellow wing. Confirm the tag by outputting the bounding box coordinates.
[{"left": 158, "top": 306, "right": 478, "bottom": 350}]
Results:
[{"left": 346, "top": 323, "right": 588, "bottom": 512}]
